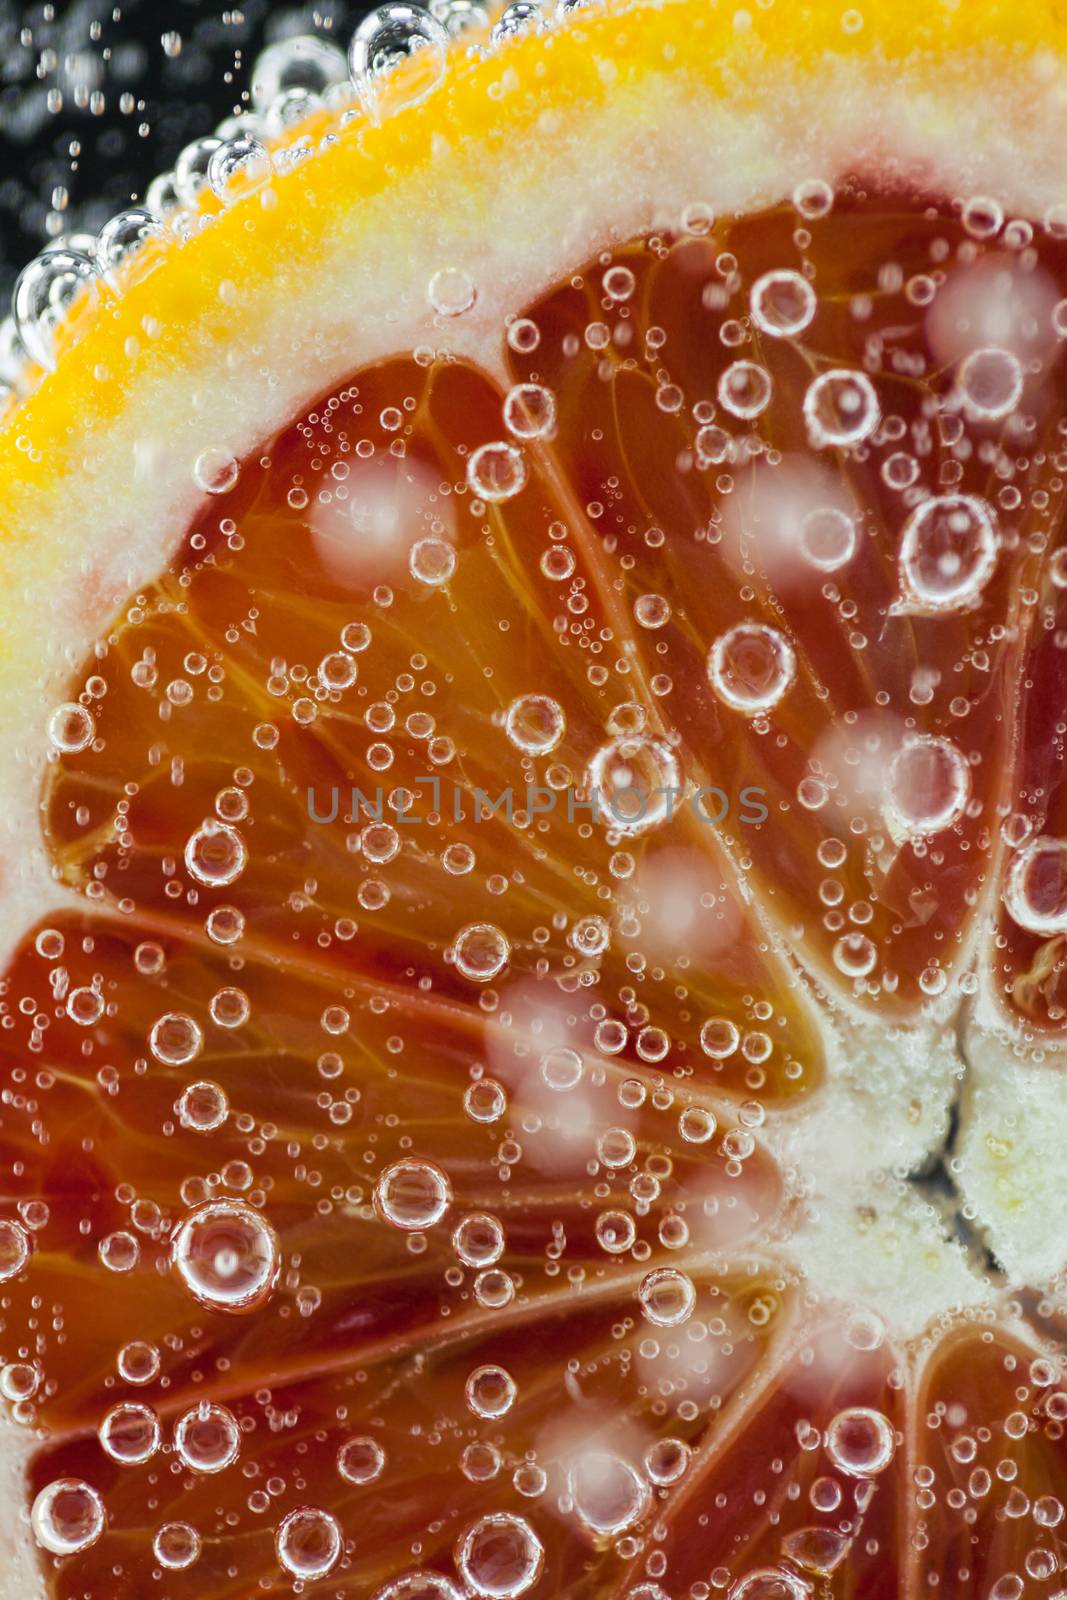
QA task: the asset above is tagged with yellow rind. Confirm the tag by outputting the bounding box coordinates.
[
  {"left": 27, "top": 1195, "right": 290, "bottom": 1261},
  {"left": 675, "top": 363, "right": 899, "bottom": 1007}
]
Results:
[{"left": 4, "top": 0, "right": 1067, "bottom": 495}]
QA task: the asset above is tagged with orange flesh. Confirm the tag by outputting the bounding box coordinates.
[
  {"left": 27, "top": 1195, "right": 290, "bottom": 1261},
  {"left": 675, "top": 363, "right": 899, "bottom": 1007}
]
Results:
[{"left": 3, "top": 184, "right": 1067, "bottom": 1596}]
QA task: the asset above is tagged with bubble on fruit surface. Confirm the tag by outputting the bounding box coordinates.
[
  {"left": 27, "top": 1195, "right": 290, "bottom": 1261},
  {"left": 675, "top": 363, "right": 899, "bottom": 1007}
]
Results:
[
  {"left": 803, "top": 368, "right": 880, "bottom": 446},
  {"left": 338, "top": 1435, "right": 387, "bottom": 1485},
  {"left": 276, "top": 1507, "right": 343, "bottom": 1579},
  {"left": 1004, "top": 836, "right": 1067, "bottom": 935},
  {"left": 718, "top": 359, "right": 773, "bottom": 419},
  {"left": 729, "top": 1569, "right": 811, "bottom": 1600},
  {"left": 349, "top": 4, "right": 449, "bottom": 115},
  {"left": 468, "top": 440, "right": 528, "bottom": 501},
  {"left": 644, "top": 1437, "right": 691, "bottom": 1485},
  {"left": 48, "top": 701, "right": 94, "bottom": 753},
  {"left": 595, "top": 1210, "right": 636, "bottom": 1253},
  {"left": 185, "top": 817, "right": 247, "bottom": 885},
  {"left": 833, "top": 930, "right": 877, "bottom": 979},
  {"left": 466, "top": 1364, "right": 517, "bottom": 1417},
  {"left": 99, "top": 1402, "right": 160, "bottom": 1465},
  {"left": 957, "top": 345, "right": 1023, "bottom": 419},
  {"left": 585, "top": 734, "right": 680, "bottom": 835},
  {"left": 464, "top": 1077, "right": 507, "bottom": 1122},
  {"left": 149, "top": 1011, "right": 203, "bottom": 1065},
  {"left": 503, "top": 383, "right": 556, "bottom": 439},
  {"left": 567, "top": 1450, "right": 650, "bottom": 1535},
  {"left": 176, "top": 1079, "right": 229, "bottom": 1132},
  {"left": 452, "top": 922, "right": 510, "bottom": 981},
  {"left": 118, "top": 1340, "right": 160, "bottom": 1384},
  {"left": 0, "top": 1361, "right": 39, "bottom": 1402},
  {"left": 799, "top": 506, "right": 856, "bottom": 571},
  {"left": 455, "top": 1512, "right": 545, "bottom": 1597},
  {"left": 540, "top": 1045, "right": 584, "bottom": 1091},
  {"left": 491, "top": 2, "right": 544, "bottom": 42},
  {"left": 174, "top": 135, "right": 223, "bottom": 205},
  {"left": 208, "top": 131, "right": 271, "bottom": 205},
  {"left": 13, "top": 247, "right": 99, "bottom": 371},
  {"left": 825, "top": 1406, "right": 896, "bottom": 1476},
  {"left": 171, "top": 1199, "right": 280, "bottom": 1313},
  {"left": 153, "top": 1522, "right": 202, "bottom": 1570},
  {"left": 194, "top": 447, "right": 240, "bottom": 494},
  {"left": 453, "top": 1212, "right": 505, "bottom": 1266},
  {"left": 0, "top": 1218, "right": 29, "bottom": 1281},
  {"left": 700, "top": 1017, "right": 740, "bottom": 1058},
  {"left": 678, "top": 1105, "right": 717, "bottom": 1143},
  {"left": 251, "top": 34, "right": 348, "bottom": 110},
  {"left": 639, "top": 1267, "right": 696, "bottom": 1326},
  {"left": 885, "top": 735, "right": 970, "bottom": 837},
  {"left": 749, "top": 269, "right": 816, "bottom": 336},
  {"left": 428, "top": 266, "right": 476, "bottom": 316},
  {"left": 898, "top": 493, "right": 998, "bottom": 611},
  {"left": 505, "top": 693, "right": 565, "bottom": 754},
  {"left": 374, "top": 1574, "right": 464, "bottom": 1600},
  {"left": 97, "top": 206, "right": 163, "bottom": 288},
  {"left": 375, "top": 1158, "right": 452, "bottom": 1229},
  {"left": 31, "top": 1479, "right": 105, "bottom": 1555},
  {"left": 409, "top": 537, "right": 457, "bottom": 586},
  {"left": 174, "top": 1401, "right": 241, "bottom": 1473},
  {"left": 707, "top": 622, "right": 796, "bottom": 714}
]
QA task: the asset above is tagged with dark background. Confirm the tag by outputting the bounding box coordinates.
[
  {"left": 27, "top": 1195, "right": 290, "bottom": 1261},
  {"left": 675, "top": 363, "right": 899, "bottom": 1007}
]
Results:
[{"left": 0, "top": 0, "right": 364, "bottom": 305}]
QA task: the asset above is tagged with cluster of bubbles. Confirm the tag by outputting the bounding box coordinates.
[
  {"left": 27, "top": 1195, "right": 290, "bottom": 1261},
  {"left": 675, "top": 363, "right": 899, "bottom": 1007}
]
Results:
[{"left": 0, "top": 2, "right": 607, "bottom": 396}]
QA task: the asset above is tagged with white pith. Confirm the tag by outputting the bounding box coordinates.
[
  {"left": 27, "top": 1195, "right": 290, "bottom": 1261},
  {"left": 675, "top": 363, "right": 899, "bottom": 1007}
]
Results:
[{"left": 2, "top": 9, "right": 1067, "bottom": 1587}]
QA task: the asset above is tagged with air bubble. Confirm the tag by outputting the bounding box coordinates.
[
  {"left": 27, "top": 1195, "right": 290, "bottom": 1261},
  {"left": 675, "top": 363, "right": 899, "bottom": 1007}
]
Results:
[
  {"left": 428, "top": 266, "right": 477, "bottom": 315},
  {"left": 456, "top": 1512, "right": 545, "bottom": 1598},
  {"left": 540, "top": 1045, "right": 583, "bottom": 1091},
  {"left": 13, "top": 247, "right": 99, "bottom": 371},
  {"left": 468, "top": 441, "right": 528, "bottom": 501},
  {"left": 0, "top": 1219, "right": 29, "bottom": 1282},
  {"left": 194, "top": 447, "right": 240, "bottom": 494},
  {"left": 898, "top": 494, "right": 998, "bottom": 611},
  {"left": 176, "top": 1080, "right": 229, "bottom": 1131},
  {"left": 1004, "top": 836, "right": 1067, "bottom": 935},
  {"left": 208, "top": 132, "right": 271, "bottom": 205},
  {"left": 799, "top": 507, "right": 856, "bottom": 572},
  {"left": 804, "top": 368, "right": 880, "bottom": 447},
  {"left": 718, "top": 359, "right": 773, "bottom": 419},
  {"left": 707, "top": 623, "right": 796, "bottom": 714},
  {"left": 505, "top": 693, "right": 565, "bottom": 754},
  {"left": 585, "top": 734, "right": 681, "bottom": 835},
  {"left": 99, "top": 1402, "right": 161, "bottom": 1465},
  {"left": 185, "top": 818, "right": 247, "bottom": 885},
  {"left": 885, "top": 736, "right": 970, "bottom": 837},
  {"left": 276, "top": 1507, "right": 343, "bottom": 1579},
  {"left": 97, "top": 207, "right": 163, "bottom": 289},
  {"left": 749, "top": 269, "right": 816, "bottom": 337},
  {"left": 31, "top": 1479, "right": 105, "bottom": 1555},
  {"left": 251, "top": 35, "right": 348, "bottom": 111},
  {"left": 639, "top": 1267, "right": 696, "bottom": 1326},
  {"left": 568, "top": 1450, "right": 650, "bottom": 1534},
  {"left": 453, "top": 923, "right": 510, "bottom": 981},
  {"left": 466, "top": 1364, "right": 517, "bottom": 1417},
  {"left": 453, "top": 1212, "right": 505, "bottom": 1266},
  {"left": 409, "top": 537, "right": 457, "bottom": 586},
  {"left": 171, "top": 1199, "right": 280, "bottom": 1313},
  {"left": 503, "top": 383, "right": 556, "bottom": 439},
  {"left": 149, "top": 1011, "right": 203, "bottom": 1066},
  {"left": 153, "top": 1522, "right": 202, "bottom": 1570},
  {"left": 48, "top": 701, "right": 94, "bottom": 753},
  {"left": 350, "top": 4, "right": 449, "bottom": 116},
  {"left": 825, "top": 1406, "right": 896, "bottom": 1476},
  {"left": 957, "top": 346, "right": 1023, "bottom": 420},
  {"left": 374, "top": 1574, "right": 464, "bottom": 1600},
  {"left": 174, "top": 1401, "right": 241, "bottom": 1473},
  {"left": 338, "top": 1435, "right": 387, "bottom": 1484},
  {"left": 375, "top": 1158, "right": 452, "bottom": 1229}
]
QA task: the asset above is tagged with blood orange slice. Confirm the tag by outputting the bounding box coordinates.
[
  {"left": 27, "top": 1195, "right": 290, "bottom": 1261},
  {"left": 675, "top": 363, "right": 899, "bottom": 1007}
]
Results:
[{"left": 2, "top": 1, "right": 1067, "bottom": 1596}]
